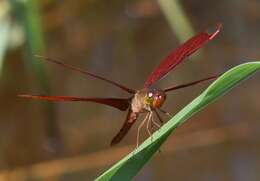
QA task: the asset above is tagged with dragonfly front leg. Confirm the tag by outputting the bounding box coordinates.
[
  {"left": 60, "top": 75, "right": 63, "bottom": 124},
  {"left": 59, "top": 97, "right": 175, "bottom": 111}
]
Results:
[
  {"left": 136, "top": 112, "right": 150, "bottom": 148},
  {"left": 151, "top": 112, "right": 161, "bottom": 129},
  {"left": 159, "top": 108, "right": 172, "bottom": 117},
  {"left": 146, "top": 112, "right": 153, "bottom": 137}
]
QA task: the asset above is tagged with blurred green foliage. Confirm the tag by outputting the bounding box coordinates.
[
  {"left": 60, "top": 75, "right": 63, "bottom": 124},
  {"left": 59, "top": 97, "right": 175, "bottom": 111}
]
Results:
[{"left": 158, "top": 0, "right": 195, "bottom": 43}]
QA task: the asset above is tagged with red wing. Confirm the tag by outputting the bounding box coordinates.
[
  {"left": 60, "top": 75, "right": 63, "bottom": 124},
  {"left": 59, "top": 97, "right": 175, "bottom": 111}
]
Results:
[
  {"left": 110, "top": 109, "right": 138, "bottom": 146},
  {"left": 18, "top": 94, "right": 130, "bottom": 111},
  {"left": 35, "top": 55, "right": 135, "bottom": 94},
  {"left": 164, "top": 75, "right": 218, "bottom": 92},
  {"left": 144, "top": 23, "right": 222, "bottom": 88}
]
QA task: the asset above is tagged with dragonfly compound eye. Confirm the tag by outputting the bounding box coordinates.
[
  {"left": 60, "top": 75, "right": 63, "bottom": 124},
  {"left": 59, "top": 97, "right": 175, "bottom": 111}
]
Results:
[{"left": 151, "top": 91, "right": 166, "bottom": 109}]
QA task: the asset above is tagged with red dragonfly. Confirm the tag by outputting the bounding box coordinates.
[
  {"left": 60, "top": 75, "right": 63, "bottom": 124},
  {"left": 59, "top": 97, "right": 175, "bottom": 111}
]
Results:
[{"left": 19, "top": 23, "right": 222, "bottom": 147}]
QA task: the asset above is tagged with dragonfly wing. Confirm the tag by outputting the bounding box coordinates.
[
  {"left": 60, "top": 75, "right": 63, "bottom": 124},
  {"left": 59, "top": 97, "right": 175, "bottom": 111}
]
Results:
[
  {"left": 18, "top": 94, "right": 130, "bottom": 111},
  {"left": 144, "top": 23, "right": 222, "bottom": 88},
  {"left": 111, "top": 109, "right": 138, "bottom": 146},
  {"left": 164, "top": 75, "right": 218, "bottom": 92},
  {"left": 35, "top": 55, "right": 135, "bottom": 94}
]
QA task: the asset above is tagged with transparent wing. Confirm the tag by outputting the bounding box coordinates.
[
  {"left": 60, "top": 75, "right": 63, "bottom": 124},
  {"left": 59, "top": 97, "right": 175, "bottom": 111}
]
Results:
[
  {"left": 35, "top": 55, "right": 135, "bottom": 94},
  {"left": 164, "top": 75, "right": 218, "bottom": 92}
]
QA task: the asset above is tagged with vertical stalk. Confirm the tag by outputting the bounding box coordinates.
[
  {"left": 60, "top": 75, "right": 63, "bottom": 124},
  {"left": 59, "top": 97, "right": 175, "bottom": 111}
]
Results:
[
  {"left": 157, "top": 0, "right": 194, "bottom": 43},
  {"left": 10, "top": 0, "right": 63, "bottom": 153}
]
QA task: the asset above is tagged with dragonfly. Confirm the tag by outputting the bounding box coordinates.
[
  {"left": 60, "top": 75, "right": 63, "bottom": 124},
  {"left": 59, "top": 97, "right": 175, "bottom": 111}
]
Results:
[{"left": 19, "top": 23, "right": 222, "bottom": 148}]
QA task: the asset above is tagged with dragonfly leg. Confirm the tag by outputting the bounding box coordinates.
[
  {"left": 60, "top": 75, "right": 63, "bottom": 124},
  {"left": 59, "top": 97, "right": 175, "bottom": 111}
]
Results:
[
  {"left": 151, "top": 112, "right": 161, "bottom": 129},
  {"left": 150, "top": 119, "right": 155, "bottom": 132},
  {"left": 154, "top": 109, "right": 164, "bottom": 124},
  {"left": 146, "top": 112, "right": 153, "bottom": 140},
  {"left": 154, "top": 109, "right": 164, "bottom": 133},
  {"left": 136, "top": 112, "right": 150, "bottom": 148},
  {"left": 159, "top": 108, "right": 172, "bottom": 117},
  {"left": 151, "top": 112, "right": 163, "bottom": 153}
]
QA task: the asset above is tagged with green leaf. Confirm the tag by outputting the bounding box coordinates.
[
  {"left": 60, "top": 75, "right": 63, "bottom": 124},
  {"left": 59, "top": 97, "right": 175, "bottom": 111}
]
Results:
[{"left": 96, "top": 61, "right": 260, "bottom": 181}]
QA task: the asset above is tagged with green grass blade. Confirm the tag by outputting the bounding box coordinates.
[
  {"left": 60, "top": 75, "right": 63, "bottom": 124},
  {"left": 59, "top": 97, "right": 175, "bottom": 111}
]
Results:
[
  {"left": 10, "top": 0, "right": 47, "bottom": 84},
  {"left": 96, "top": 61, "right": 260, "bottom": 181},
  {"left": 0, "top": 1, "right": 11, "bottom": 76},
  {"left": 10, "top": 0, "right": 47, "bottom": 81},
  {"left": 157, "top": 0, "right": 195, "bottom": 43},
  {"left": 10, "top": 0, "right": 63, "bottom": 151},
  {"left": 0, "top": 16, "right": 11, "bottom": 76}
]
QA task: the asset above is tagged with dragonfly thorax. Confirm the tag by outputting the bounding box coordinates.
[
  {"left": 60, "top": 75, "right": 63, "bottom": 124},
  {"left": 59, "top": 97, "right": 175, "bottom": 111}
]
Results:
[{"left": 131, "top": 88, "right": 166, "bottom": 113}]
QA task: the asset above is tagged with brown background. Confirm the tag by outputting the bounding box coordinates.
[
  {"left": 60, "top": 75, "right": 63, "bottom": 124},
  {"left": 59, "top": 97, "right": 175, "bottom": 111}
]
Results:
[{"left": 1, "top": 0, "right": 260, "bottom": 180}]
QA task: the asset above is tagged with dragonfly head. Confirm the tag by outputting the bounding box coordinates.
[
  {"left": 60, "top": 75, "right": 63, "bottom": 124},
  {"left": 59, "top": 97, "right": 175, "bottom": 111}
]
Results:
[{"left": 145, "top": 89, "right": 166, "bottom": 109}]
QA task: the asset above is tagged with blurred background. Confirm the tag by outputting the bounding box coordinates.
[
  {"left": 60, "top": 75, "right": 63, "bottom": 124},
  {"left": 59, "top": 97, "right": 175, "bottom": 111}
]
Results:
[{"left": 0, "top": 0, "right": 260, "bottom": 180}]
